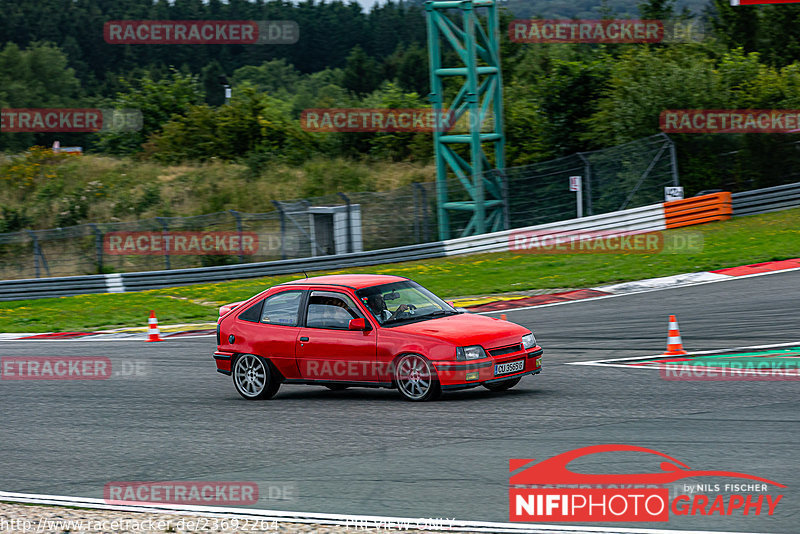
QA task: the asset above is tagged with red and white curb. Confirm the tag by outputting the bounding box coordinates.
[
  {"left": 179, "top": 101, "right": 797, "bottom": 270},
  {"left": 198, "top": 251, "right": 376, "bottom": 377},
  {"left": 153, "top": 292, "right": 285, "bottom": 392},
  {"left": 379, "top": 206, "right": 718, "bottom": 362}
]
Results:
[
  {"left": 3, "top": 258, "right": 799, "bottom": 339},
  {"left": 476, "top": 258, "right": 800, "bottom": 315},
  {"left": 0, "top": 491, "right": 762, "bottom": 534},
  {"left": 0, "top": 323, "right": 217, "bottom": 342}
]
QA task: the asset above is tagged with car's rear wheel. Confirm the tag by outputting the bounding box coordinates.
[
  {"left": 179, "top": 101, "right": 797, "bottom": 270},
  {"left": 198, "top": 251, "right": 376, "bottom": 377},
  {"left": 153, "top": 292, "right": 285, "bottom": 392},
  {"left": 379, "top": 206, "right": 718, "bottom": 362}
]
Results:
[
  {"left": 483, "top": 376, "right": 521, "bottom": 392},
  {"left": 233, "top": 354, "right": 280, "bottom": 400},
  {"left": 394, "top": 354, "right": 441, "bottom": 401}
]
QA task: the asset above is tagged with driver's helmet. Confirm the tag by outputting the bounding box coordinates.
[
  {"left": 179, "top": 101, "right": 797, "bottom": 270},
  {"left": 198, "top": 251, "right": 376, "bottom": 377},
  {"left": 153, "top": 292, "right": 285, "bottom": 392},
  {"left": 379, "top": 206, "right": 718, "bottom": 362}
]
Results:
[{"left": 364, "top": 293, "right": 385, "bottom": 313}]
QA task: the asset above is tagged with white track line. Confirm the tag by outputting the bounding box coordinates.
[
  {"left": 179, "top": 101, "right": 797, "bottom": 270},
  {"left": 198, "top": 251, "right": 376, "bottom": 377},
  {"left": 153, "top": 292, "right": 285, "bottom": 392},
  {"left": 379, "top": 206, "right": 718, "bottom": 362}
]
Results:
[
  {"left": 478, "top": 266, "right": 800, "bottom": 315},
  {"left": 0, "top": 491, "right": 766, "bottom": 534},
  {"left": 566, "top": 342, "right": 800, "bottom": 369}
]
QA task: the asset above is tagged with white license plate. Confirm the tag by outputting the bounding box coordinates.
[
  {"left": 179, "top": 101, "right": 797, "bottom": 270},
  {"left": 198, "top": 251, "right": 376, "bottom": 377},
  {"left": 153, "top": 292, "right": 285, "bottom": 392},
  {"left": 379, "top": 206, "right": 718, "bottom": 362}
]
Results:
[{"left": 495, "top": 359, "right": 525, "bottom": 376}]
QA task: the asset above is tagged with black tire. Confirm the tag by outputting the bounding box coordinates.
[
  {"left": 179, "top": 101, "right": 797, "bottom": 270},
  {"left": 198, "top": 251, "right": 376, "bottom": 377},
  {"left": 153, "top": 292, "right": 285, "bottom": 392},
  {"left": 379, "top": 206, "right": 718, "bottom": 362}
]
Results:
[
  {"left": 394, "top": 354, "right": 442, "bottom": 402},
  {"left": 483, "top": 376, "right": 522, "bottom": 392},
  {"left": 324, "top": 384, "right": 349, "bottom": 391},
  {"left": 232, "top": 354, "right": 281, "bottom": 400}
]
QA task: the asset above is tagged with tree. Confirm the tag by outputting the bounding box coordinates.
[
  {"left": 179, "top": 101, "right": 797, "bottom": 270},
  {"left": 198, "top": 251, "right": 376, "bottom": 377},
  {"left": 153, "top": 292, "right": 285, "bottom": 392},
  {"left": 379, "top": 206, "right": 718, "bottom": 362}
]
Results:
[
  {"left": 707, "top": 0, "right": 760, "bottom": 54},
  {"left": 150, "top": 86, "right": 316, "bottom": 163},
  {"left": 395, "top": 44, "right": 429, "bottom": 95},
  {"left": 94, "top": 70, "right": 203, "bottom": 155},
  {"left": 638, "top": 0, "right": 676, "bottom": 19},
  {"left": 0, "top": 42, "right": 84, "bottom": 152},
  {"left": 231, "top": 59, "right": 301, "bottom": 98},
  {"left": 343, "top": 45, "right": 382, "bottom": 97},
  {"left": 201, "top": 60, "right": 227, "bottom": 107}
]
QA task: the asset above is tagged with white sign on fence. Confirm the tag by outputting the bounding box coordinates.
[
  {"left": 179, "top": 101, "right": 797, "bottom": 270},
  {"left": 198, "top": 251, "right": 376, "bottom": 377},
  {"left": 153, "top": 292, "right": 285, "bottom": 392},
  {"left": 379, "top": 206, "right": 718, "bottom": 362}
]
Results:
[
  {"left": 570, "top": 176, "right": 583, "bottom": 218},
  {"left": 665, "top": 186, "right": 684, "bottom": 202}
]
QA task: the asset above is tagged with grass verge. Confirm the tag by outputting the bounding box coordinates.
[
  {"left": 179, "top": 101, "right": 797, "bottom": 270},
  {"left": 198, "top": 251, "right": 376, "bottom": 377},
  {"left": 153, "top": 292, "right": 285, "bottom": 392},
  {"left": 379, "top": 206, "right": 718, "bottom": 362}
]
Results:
[{"left": 0, "top": 208, "right": 798, "bottom": 333}]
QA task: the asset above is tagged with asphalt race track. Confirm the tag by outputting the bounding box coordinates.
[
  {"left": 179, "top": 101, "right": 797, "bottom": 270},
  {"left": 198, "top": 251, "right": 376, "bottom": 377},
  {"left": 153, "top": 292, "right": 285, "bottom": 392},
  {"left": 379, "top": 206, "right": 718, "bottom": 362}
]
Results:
[{"left": 2, "top": 270, "right": 799, "bottom": 533}]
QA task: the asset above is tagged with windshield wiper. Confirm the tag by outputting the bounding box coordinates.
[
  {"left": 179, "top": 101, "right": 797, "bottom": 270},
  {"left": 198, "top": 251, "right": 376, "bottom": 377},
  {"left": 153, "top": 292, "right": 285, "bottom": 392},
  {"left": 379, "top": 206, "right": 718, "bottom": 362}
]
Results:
[
  {"left": 382, "top": 309, "right": 458, "bottom": 326},
  {"left": 421, "top": 310, "right": 458, "bottom": 319}
]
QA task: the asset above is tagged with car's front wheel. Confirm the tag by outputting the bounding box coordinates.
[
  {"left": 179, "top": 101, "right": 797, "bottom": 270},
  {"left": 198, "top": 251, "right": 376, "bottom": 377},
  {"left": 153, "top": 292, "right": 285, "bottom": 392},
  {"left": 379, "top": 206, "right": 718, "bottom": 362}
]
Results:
[
  {"left": 232, "top": 354, "right": 281, "bottom": 400},
  {"left": 394, "top": 354, "right": 441, "bottom": 401},
  {"left": 482, "top": 376, "right": 521, "bottom": 392}
]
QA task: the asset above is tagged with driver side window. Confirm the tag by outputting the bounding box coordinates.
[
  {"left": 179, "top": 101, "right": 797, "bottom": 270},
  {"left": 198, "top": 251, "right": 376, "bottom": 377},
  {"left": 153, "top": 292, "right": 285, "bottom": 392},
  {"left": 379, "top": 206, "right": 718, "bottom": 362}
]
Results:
[{"left": 306, "top": 291, "right": 363, "bottom": 330}]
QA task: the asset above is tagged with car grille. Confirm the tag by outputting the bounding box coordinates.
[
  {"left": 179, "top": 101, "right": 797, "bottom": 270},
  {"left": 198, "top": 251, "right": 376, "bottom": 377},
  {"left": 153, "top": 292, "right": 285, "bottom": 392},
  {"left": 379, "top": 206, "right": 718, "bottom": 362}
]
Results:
[{"left": 489, "top": 344, "right": 522, "bottom": 357}]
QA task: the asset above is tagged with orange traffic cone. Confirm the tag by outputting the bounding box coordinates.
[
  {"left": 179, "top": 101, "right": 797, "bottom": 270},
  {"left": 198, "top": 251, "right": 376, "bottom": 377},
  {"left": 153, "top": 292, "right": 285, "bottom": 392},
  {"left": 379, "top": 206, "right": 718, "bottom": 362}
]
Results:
[
  {"left": 501, "top": 314, "right": 508, "bottom": 321},
  {"left": 146, "top": 310, "right": 163, "bottom": 342},
  {"left": 663, "top": 314, "right": 687, "bottom": 355}
]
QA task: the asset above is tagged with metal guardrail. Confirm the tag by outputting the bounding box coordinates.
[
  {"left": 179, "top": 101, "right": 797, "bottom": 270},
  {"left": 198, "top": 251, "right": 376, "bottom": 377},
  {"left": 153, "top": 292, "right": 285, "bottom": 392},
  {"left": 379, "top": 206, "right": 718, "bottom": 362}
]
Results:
[
  {"left": 5, "top": 180, "right": 799, "bottom": 301},
  {"left": 0, "top": 203, "right": 667, "bottom": 301},
  {"left": 732, "top": 182, "right": 800, "bottom": 217}
]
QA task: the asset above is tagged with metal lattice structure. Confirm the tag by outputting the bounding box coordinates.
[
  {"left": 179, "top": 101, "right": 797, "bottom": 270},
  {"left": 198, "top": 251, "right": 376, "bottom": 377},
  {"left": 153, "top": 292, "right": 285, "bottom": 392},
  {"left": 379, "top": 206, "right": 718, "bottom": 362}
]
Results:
[{"left": 425, "top": 0, "right": 507, "bottom": 240}]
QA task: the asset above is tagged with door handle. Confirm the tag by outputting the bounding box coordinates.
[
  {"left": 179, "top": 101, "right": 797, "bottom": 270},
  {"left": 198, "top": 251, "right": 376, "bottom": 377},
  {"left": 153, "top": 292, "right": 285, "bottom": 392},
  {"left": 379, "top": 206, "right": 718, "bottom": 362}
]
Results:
[{"left": 300, "top": 336, "right": 309, "bottom": 342}]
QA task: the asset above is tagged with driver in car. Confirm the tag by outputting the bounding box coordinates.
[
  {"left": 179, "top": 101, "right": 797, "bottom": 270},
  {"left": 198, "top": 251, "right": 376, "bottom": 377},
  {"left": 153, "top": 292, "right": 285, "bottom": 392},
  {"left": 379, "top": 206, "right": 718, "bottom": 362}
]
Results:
[{"left": 365, "top": 293, "right": 411, "bottom": 324}]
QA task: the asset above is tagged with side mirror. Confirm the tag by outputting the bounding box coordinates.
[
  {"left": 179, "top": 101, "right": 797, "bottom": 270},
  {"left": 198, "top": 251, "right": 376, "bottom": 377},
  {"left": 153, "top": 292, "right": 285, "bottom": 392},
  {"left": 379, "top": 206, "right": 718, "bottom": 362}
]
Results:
[{"left": 348, "top": 318, "right": 368, "bottom": 331}]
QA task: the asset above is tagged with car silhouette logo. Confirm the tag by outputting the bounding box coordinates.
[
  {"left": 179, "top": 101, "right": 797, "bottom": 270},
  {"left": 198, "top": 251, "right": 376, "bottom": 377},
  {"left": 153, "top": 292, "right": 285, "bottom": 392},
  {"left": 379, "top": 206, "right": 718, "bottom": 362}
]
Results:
[{"left": 510, "top": 444, "right": 785, "bottom": 487}]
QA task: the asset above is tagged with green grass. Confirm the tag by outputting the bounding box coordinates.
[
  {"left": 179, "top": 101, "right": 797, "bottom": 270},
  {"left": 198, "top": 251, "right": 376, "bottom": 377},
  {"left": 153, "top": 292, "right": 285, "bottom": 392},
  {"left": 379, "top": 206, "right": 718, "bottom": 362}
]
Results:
[
  {"left": 0, "top": 149, "right": 434, "bottom": 230},
  {"left": 0, "top": 208, "right": 798, "bottom": 332}
]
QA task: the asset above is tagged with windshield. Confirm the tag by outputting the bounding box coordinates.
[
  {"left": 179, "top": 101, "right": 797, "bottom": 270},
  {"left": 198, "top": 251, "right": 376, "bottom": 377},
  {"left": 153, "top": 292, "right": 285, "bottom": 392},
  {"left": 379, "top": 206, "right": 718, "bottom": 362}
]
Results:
[{"left": 356, "top": 281, "right": 458, "bottom": 326}]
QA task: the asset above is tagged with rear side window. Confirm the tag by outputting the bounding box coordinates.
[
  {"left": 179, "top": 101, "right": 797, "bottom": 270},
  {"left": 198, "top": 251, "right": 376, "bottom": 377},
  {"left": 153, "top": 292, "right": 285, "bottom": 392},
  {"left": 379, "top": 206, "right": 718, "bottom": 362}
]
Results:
[
  {"left": 260, "top": 291, "right": 304, "bottom": 326},
  {"left": 237, "top": 300, "right": 263, "bottom": 323}
]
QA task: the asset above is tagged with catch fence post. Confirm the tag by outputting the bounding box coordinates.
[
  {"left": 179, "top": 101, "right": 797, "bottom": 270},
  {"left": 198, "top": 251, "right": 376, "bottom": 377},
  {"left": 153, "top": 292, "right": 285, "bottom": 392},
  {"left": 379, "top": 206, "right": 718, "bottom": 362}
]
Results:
[
  {"left": 338, "top": 192, "right": 353, "bottom": 254},
  {"left": 229, "top": 210, "right": 245, "bottom": 263},
  {"left": 156, "top": 217, "right": 171, "bottom": 270},
  {"left": 90, "top": 223, "right": 104, "bottom": 273}
]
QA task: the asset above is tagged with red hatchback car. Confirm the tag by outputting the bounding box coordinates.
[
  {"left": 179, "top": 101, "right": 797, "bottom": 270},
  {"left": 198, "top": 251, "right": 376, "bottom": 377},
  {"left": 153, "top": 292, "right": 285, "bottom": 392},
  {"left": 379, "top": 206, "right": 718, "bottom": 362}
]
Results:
[{"left": 213, "top": 274, "right": 543, "bottom": 401}]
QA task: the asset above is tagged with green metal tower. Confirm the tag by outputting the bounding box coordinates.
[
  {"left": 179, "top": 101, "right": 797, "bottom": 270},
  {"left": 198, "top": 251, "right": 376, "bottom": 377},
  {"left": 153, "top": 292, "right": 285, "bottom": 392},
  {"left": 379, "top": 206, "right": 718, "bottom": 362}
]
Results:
[{"left": 425, "top": 0, "right": 507, "bottom": 240}]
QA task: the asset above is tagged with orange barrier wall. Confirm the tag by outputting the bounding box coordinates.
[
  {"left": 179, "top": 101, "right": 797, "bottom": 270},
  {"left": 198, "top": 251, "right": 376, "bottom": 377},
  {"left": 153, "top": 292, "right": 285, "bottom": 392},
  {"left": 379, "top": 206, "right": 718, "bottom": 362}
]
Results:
[{"left": 663, "top": 192, "right": 732, "bottom": 229}]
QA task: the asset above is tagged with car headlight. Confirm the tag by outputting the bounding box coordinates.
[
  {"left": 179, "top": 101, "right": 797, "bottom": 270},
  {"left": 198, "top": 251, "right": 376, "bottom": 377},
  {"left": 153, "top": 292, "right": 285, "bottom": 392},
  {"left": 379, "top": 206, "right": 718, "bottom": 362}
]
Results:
[
  {"left": 522, "top": 333, "right": 536, "bottom": 349},
  {"left": 456, "top": 345, "right": 488, "bottom": 361}
]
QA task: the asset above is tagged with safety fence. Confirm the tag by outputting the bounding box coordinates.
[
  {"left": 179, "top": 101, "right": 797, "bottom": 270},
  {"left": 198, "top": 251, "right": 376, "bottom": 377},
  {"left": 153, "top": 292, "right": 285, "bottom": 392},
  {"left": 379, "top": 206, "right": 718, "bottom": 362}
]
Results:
[
  {"left": 3, "top": 180, "right": 794, "bottom": 301},
  {"left": 3, "top": 180, "right": 787, "bottom": 301},
  {"left": 0, "top": 134, "right": 679, "bottom": 280},
  {"left": 0, "top": 202, "right": 670, "bottom": 300}
]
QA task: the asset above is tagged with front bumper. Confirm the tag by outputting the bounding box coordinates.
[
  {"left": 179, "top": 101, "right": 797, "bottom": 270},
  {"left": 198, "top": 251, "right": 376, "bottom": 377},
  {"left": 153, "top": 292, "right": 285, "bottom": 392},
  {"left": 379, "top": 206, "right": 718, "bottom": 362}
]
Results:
[{"left": 434, "top": 347, "right": 543, "bottom": 389}]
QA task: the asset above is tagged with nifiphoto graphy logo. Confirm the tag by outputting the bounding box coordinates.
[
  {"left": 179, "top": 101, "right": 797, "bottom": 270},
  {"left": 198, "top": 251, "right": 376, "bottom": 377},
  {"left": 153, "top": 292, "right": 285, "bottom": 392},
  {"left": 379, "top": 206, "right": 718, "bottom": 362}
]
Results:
[{"left": 509, "top": 445, "right": 785, "bottom": 523}]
